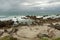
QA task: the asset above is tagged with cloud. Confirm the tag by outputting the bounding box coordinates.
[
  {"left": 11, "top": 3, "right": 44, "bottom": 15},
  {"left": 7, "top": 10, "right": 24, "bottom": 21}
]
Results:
[
  {"left": 20, "top": 0, "right": 60, "bottom": 7},
  {"left": 0, "top": 0, "right": 60, "bottom": 11}
]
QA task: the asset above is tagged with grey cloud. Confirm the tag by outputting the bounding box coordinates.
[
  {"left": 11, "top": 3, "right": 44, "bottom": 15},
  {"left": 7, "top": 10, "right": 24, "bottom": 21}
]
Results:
[{"left": 0, "top": 0, "right": 60, "bottom": 11}]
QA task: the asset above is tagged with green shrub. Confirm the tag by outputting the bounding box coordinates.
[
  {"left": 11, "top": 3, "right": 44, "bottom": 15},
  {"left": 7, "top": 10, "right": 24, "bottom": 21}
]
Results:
[
  {"left": 54, "top": 38, "right": 60, "bottom": 40},
  {"left": 40, "top": 37, "right": 49, "bottom": 40},
  {"left": 0, "top": 36, "right": 17, "bottom": 40}
]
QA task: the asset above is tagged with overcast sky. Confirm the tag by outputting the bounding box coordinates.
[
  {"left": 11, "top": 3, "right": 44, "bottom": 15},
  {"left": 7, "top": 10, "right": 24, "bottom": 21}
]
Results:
[{"left": 0, "top": 0, "right": 60, "bottom": 14}]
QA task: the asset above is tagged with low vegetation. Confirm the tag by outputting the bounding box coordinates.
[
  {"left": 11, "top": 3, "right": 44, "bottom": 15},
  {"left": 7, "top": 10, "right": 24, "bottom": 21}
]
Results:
[
  {"left": 0, "top": 36, "right": 17, "bottom": 40},
  {"left": 40, "top": 38, "right": 49, "bottom": 40},
  {"left": 39, "top": 37, "right": 60, "bottom": 40},
  {"left": 54, "top": 37, "right": 60, "bottom": 40}
]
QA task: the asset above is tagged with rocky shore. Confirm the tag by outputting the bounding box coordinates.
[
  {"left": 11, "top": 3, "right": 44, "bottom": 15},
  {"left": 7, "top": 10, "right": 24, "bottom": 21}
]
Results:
[{"left": 0, "top": 15, "right": 60, "bottom": 40}]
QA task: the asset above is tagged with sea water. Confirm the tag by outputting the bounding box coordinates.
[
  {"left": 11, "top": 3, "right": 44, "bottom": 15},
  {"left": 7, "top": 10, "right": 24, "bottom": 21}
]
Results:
[{"left": 0, "top": 11, "right": 60, "bottom": 21}]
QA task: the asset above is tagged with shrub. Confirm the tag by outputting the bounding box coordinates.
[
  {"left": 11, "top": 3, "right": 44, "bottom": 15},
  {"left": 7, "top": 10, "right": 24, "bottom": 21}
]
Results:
[
  {"left": 40, "top": 37, "right": 49, "bottom": 40},
  {"left": 54, "top": 37, "right": 60, "bottom": 40},
  {"left": 0, "top": 36, "right": 17, "bottom": 40}
]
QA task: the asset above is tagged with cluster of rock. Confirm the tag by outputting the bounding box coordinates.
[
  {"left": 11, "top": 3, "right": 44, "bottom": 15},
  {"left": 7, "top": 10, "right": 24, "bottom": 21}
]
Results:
[
  {"left": 0, "top": 20, "right": 14, "bottom": 28},
  {"left": 25, "top": 15, "right": 60, "bottom": 25}
]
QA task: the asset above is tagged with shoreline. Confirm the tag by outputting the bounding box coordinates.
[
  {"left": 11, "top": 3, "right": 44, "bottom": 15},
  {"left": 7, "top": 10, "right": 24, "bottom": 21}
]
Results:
[{"left": 0, "top": 15, "right": 60, "bottom": 40}]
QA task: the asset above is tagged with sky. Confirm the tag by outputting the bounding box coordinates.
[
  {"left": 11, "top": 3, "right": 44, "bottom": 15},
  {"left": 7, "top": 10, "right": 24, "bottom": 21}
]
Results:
[{"left": 0, "top": 0, "right": 60, "bottom": 15}]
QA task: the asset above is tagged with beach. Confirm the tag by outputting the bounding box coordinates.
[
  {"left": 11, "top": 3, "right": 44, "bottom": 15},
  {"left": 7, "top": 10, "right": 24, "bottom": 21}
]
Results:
[
  {"left": 0, "top": 15, "right": 60, "bottom": 40},
  {"left": 0, "top": 24, "right": 60, "bottom": 40}
]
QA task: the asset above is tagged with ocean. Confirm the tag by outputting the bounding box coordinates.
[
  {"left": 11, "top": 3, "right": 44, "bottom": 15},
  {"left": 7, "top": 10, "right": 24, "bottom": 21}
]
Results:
[
  {"left": 0, "top": 10, "right": 60, "bottom": 21},
  {"left": 0, "top": 12, "right": 60, "bottom": 17}
]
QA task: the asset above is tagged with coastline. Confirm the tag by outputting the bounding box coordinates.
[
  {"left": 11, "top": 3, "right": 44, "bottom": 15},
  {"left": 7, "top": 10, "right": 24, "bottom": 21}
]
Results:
[{"left": 0, "top": 15, "right": 60, "bottom": 40}]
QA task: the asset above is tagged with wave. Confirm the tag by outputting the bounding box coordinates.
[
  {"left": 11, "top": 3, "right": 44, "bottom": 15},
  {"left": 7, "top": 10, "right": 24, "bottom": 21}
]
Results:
[
  {"left": 0, "top": 15, "right": 60, "bottom": 21},
  {"left": 0, "top": 16, "right": 6, "bottom": 18}
]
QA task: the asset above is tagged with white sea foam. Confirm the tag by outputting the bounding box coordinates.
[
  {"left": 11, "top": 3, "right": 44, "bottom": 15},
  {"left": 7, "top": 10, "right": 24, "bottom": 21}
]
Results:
[
  {"left": 36, "top": 16, "right": 43, "bottom": 18},
  {"left": 0, "top": 16, "right": 6, "bottom": 18},
  {"left": 43, "top": 15, "right": 60, "bottom": 19},
  {"left": 43, "top": 16, "right": 51, "bottom": 19},
  {"left": 0, "top": 15, "right": 60, "bottom": 21}
]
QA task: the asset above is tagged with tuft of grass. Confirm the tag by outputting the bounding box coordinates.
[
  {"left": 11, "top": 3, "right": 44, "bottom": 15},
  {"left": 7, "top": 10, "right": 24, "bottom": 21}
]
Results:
[
  {"left": 0, "top": 36, "right": 17, "bottom": 40},
  {"left": 40, "top": 37, "right": 49, "bottom": 40},
  {"left": 54, "top": 37, "right": 60, "bottom": 40}
]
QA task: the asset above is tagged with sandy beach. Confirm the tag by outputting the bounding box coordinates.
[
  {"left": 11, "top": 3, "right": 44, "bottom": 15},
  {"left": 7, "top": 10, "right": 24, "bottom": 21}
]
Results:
[
  {"left": 0, "top": 24, "right": 60, "bottom": 40},
  {"left": 0, "top": 15, "right": 60, "bottom": 40}
]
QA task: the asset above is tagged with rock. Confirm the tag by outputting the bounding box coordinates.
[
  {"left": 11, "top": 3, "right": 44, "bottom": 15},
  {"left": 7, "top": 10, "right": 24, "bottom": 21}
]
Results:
[{"left": 37, "top": 33, "right": 49, "bottom": 38}]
